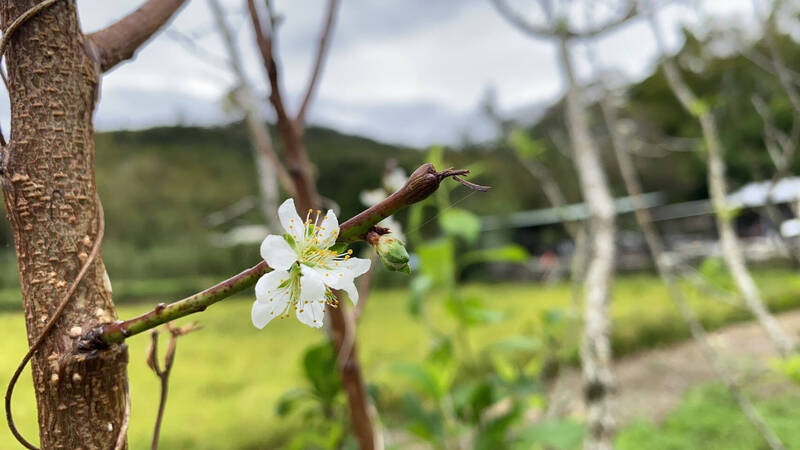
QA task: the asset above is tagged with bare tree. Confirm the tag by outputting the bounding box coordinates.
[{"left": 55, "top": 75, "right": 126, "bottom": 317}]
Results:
[
  {"left": 750, "top": 0, "right": 800, "bottom": 263},
  {"left": 593, "top": 69, "right": 785, "bottom": 449},
  {"left": 645, "top": 0, "right": 796, "bottom": 357},
  {"left": 208, "top": 0, "right": 295, "bottom": 232},
  {"left": 244, "top": 1, "right": 383, "bottom": 448},
  {"left": 1, "top": 0, "right": 186, "bottom": 448},
  {"left": 489, "top": 1, "right": 635, "bottom": 447}
]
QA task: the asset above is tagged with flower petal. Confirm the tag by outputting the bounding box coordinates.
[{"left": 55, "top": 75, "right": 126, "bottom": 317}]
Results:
[
  {"left": 315, "top": 209, "right": 339, "bottom": 249},
  {"left": 254, "top": 269, "right": 291, "bottom": 303},
  {"left": 296, "top": 265, "right": 327, "bottom": 328},
  {"left": 320, "top": 257, "right": 372, "bottom": 291},
  {"left": 260, "top": 235, "right": 297, "bottom": 270},
  {"left": 278, "top": 198, "right": 304, "bottom": 242},
  {"left": 252, "top": 271, "right": 292, "bottom": 329},
  {"left": 340, "top": 279, "right": 359, "bottom": 305}
]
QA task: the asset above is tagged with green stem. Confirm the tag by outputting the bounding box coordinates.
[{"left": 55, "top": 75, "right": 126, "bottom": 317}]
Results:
[{"left": 79, "top": 163, "right": 486, "bottom": 351}]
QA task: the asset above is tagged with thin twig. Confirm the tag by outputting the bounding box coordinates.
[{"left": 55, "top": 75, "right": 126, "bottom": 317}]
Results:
[
  {"left": 295, "top": 0, "right": 340, "bottom": 125},
  {"left": 147, "top": 322, "right": 200, "bottom": 450},
  {"left": 6, "top": 196, "right": 105, "bottom": 450}
]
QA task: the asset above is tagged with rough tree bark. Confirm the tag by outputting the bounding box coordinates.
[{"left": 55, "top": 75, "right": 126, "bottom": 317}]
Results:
[
  {"left": 599, "top": 87, "right": 785, "bottom": 450},
  {"left": 646, "top": 2, "right": 796, "bottom": 357},
  {"left": 1, "top": 0, "right": 185, "bottom": 448},
  {"left": 245, "top": 2, "right": 380, "bottom": 449},
  {"left": 557, "top": 36, "right": 618, "bottom": 450}
]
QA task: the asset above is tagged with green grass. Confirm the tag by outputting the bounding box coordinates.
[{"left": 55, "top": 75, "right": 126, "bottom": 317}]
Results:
[
  {"left": 0, "top": 270, "right": 798, "bottom": 449},
  {"left": 617, "top": 383, "right": 800, "bottom": 449}
]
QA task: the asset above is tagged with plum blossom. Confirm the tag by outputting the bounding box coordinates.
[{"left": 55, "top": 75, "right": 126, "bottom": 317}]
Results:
[
  {"left": 359, "top": 165, "right": 407, "bottom": 242},
  {"left": 252, "top": 199, "right": 371, "bottom": 329}
]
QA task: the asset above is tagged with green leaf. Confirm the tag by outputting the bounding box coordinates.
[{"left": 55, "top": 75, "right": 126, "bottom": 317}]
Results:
[
  {"left": 406, "top": 203, "right": 426, "bottom": 246},
  {"left": 439, "top": 208, "right": 481, "bottom": 244},
  {"left": 445, "top": 295, "right": 503, "bottom": 327},
  {"left": 453, "top": 380, "right": 496, "bottom": 424},
  {"left": 401, "top": 393, "right": 443, "bottom": 442},
  {"left": 408, "top": 275, "right": 433, "bottom": 317},
  {"left": 275, "top": 387, "right": 311, "bottom": 417},
  {"left": 390, "top": 362, "right": 441, "bottom": 399},
  {"left": 487, "top": 336, "right": 542, "bottom": 354},
  {"left": 508, "top": 128, "right": 547, "bottom": 160},
  {"left": 426, "top": 336, "right": 454, "bottom": 367},
  {"left": 475, "top": 401, "right": 523, "bottom": 449},
  {"left": 416, "top": 238, "right": 455, "bottom": 287},
  {"left": 302, "top": 343, "right": 341, "bottom": 404},
  {"left": 461, "top": 245, "right": 529, "bottom": 269}
]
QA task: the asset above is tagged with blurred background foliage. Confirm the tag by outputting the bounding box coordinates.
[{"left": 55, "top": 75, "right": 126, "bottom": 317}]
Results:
[{"left": 0, "top": 26, "right": 796, "bottom": 299}]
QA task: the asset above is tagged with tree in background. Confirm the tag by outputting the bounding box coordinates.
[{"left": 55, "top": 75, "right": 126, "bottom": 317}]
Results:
[
  {"left": 243, "top": 1, "right": 382, "bottom": 448},
  {"left": 208, "top": 0, "right": 295, "bottom": 233},
  {"left": 489, "top": 1, "right": 636, "bottom": 447},
  {"left": 645, "top": 0, "right": 797, "bottom": 357},
  {"left": 585, "top": 21, "right": 785, "bottom": 448}
]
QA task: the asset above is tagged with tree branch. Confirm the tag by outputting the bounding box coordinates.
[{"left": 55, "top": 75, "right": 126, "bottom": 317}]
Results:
[
  {"left": 295, "top": 0, "right": 340, "bottom": 125},
  {"left": 247, "top": 0, "right": 319, "bottom": 207},
  {"left": 247, "top": 0, "right": 293, "bottom": 130},
  {"left": 78, "top": 164, "right": 485, "bottom": 350},
  {"left": 490, "top": 0, "right": 636, "bottom": 40},
  {"left": 208, "top": 0, "right": 296, "bottom": 197},
  {"left": 87, "top": 0, "right": 188, "bottom": 73}
]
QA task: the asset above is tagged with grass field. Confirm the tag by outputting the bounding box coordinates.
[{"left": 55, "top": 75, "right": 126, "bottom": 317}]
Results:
[
  {"left": 618, "top": 382, "right": 800, "bottom": 449},
  {"left": 0, "top": 270, "right": 798, "bottom": 449}
]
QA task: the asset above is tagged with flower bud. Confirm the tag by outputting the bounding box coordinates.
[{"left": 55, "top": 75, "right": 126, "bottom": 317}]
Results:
[{"left": 375, "top": 234, "right": 410, "bottom": 273}]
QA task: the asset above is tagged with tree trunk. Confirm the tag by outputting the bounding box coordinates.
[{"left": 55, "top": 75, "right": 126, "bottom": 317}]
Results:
[
  {"left": 557, "top": 37, "right": 617, "bottom": 450},
  {"left": 647, "top": 9, "right": 796, "bottom": 356},
  {"left": 704, "top": 112, "right": 796, "bottom": 357},
  {"left": 2, "top": 1, "right": 128, "bottom": 448}
]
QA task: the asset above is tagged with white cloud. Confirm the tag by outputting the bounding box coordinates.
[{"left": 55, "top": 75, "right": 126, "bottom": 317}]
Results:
[{"left": 0, "top": 1, "right": 761, "bottom": 145}]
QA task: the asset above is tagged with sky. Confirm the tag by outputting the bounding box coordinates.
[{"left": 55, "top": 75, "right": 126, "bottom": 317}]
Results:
[{"left": 4, "top": 0, "right": 758, "bottom": 147}]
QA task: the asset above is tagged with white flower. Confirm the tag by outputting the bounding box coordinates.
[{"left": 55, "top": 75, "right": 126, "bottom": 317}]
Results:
[
  {"left": 252, "top": 199, "right": 371, "bottom": 329},
  {"left": 383, "top": 167, "right": 407, "bottom": 193},
  {"left": 359, "top": 167, "right": 408, "bottom": 242}
]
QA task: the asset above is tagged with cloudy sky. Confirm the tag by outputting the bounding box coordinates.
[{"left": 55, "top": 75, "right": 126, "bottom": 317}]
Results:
[{"left": 14, "top": 0, "right": 757, "bottom": 146}]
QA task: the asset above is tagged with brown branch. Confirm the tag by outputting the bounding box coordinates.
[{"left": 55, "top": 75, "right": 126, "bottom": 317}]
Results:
[
  {"left": 295, "top": 0, "right": 340, "bottom": 125},
  {"left": 87, "top": 0, "right": 188, "bottom": 73},
  {"left": 247, "top": 0, "right": 319, "bottom": 208},
  {"left": 329, "top": 301, "right": 378, "bottom": 449},
  {"left": 146, "top": 322, "right": 200, "bottom": 450}
]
